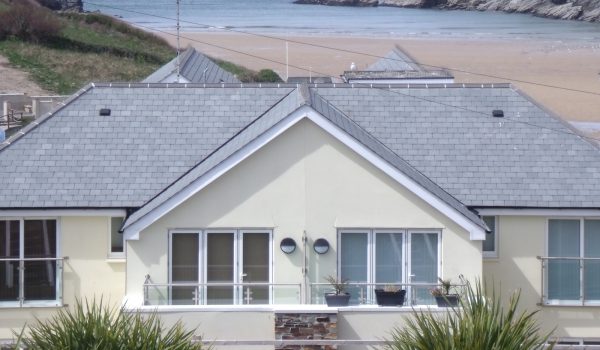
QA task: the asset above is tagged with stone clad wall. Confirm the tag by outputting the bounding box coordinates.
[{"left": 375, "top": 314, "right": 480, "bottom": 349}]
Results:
[{"left": 275, "top": 313, "right": 337, "bottom": 350}]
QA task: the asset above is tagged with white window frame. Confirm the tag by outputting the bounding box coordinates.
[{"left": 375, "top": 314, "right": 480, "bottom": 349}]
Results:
[
  {"left": 544, "top": 217, "right": 600, "bottom": 306},
  {"left": 337, "top": 228, "right": 441, "bottom": 305},
  {"left": 0, "top": 217, "right": 62, "bottom": 308},
  {"left": 482, "top": 216, "right": 498, "bottom": 259},
  {"left": 168, "top": 228, "right": 273, "bottom": 305},
  {"left": 107, "top": 217, "right": 126, "bottom": 259}
]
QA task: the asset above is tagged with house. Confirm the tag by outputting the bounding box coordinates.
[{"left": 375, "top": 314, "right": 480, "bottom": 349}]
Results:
[
  {"left": 143, "top": 47, "right": 240, "bottom": 84},
  {"left": 1, "top": 82, "right": 600, "bottom": 348},
  {"left": 342, "top": 46, "right": 454, "bottom": 85}
]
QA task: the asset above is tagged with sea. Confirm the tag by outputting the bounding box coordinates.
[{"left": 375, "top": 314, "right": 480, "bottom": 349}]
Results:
[{"left": 84, "top": 0, "right": 600, "bottom": 42}]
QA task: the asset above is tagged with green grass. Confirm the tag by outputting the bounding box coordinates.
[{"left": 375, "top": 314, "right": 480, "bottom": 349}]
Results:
[
  {"left": 212, "top": 57, "right": 282, "bottom": 83},
  {"left": 0, "top": 7, "right": 174, "bottom": 94}
]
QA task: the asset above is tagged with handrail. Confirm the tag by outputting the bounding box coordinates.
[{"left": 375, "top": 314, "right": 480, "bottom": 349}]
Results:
[
  {"left": 0, "top": 257, "right": 68, "bottom": 262},
  {"left": 537, "top": 256, "right": 600, "bottom": 260},
  {"left": 538, "top": 256, "right": 600, "bottom": 306},
  {"left": 145, "top": 282, "right": 301, "bottom": 287}
]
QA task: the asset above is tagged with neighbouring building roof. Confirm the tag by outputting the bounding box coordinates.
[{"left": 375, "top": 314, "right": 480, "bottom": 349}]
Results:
[
  {"left": 1, "top": 83, "right": 599, "bottom": 215},
  {"left": 143, "top": 47, "right": 240, "bottom": 84},
  {"left": 343, "top": 45, "right": 454, "bottom": 83}
]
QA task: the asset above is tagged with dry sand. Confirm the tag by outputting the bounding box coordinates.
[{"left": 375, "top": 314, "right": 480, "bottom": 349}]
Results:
[{"left": 159, "top": 32, "right": 600, "bottom": 123}]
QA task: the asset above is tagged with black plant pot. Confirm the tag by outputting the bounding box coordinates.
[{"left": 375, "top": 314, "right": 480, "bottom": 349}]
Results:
[
  {"left": 325, "top": 293, "right": 351, "bottom": 307},
  {"left": 434, "top": 294, "right": 460, "bottom": 307},
  {"left": 375, "top": 289, "right": 406, "bottom": 306}
]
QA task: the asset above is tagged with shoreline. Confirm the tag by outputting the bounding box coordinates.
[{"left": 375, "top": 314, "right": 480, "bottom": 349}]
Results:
[{"left": 153, "top": 31, "right": 600, "bottom": 123}]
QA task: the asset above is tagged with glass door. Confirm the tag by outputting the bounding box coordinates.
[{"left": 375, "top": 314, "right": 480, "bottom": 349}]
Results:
[
  {"left": 206, "top": 231, "right": 235, "bottom": 305},
  {"left": 171, "top": 232, "right": 199, "bottom": 305},
  {"left": 409, "top": 231, "right": 439, "bottom": 305},
  {"left": 241, "top": 231, "right": 270, "bottom": 304},
  {"left": 340, "top": 231, "right": 369, "bottom": 305}
]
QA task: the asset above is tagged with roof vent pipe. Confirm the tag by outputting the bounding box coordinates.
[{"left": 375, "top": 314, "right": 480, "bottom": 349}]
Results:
[
  {"left": 99, "top": 108, "right": 111, "bottom": 116},
  {"left": 492, "top": 110, "right": 504, "bottom": 118}
]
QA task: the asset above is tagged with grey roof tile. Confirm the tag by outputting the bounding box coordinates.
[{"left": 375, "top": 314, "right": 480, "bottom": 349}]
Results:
[{"left": 142, "top": 47, "right": 240, "bottom": 84}]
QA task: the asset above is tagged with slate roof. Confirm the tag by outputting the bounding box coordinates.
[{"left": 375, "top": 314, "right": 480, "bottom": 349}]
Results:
[
  {"left": 344, "top": 45, "right": 453, "bottom": 82},
  {"left": 143, "top": 47, "right": 240, "bottom": 84},
  {"left": 367, "top": 46, "right": 424, "bottom": 72},
  {"left": 1, "top": 83, "right": 599, "bottom": 218}
]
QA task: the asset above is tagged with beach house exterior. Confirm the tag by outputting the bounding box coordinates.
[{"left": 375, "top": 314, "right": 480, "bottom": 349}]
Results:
[{"left": 0, "top": 82, "right": 599, "bottom": 348}]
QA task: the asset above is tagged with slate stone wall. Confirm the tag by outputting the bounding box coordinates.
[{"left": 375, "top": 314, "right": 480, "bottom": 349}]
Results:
[{"left": 275, "top": 313, "right": 337, "bottom": 350}]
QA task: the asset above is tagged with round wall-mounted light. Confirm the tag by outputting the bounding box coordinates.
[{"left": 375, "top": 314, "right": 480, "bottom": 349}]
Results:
[
  {"left": 280, "top": 238, "right": 297, "bottom": 254},
  {"left": 313, "top": 238, "right": 330, "bottom": 254}
]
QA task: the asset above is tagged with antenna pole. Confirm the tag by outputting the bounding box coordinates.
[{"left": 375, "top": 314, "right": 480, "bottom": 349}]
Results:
[
  {"left": 176, "top": 0, "right": 181, "bottom": 83},
  {"left": 286, "top": 41, "right": 289, "bottom": 82}
]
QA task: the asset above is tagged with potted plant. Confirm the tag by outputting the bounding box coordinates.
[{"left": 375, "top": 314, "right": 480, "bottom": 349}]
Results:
[
  {"left": 430, "top": 277, "right": 460, "bottom": 307},
  {"left": 324, "top": 275, "right": 351, "bottom": 307},
  {"left": 375, "top": 285, "right": 406, "bottom": 306}
]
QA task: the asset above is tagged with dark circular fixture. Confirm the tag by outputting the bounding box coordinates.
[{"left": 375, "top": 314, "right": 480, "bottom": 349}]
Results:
[
  {"left": 313, "top": 238, "right": 330, "bottom": 254},
  {"left": 280, "top": 238, "right": 297, "bottom": 254}
]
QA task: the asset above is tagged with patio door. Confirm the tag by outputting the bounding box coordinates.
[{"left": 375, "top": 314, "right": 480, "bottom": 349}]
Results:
[
  {"left": 170, "top": 229, "right": 271, "bottom": 305},
  {"left": 205, "top": 230, "right": 271, "bottom": 305}
]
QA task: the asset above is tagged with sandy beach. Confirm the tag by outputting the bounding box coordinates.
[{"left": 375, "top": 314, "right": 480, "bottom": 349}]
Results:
[{"left": 158, "top": 32, "right": 600, "bottom": 125}]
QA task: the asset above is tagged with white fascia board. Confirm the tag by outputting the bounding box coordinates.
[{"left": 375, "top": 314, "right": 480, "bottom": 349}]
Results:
[
  {"left": 0, "top": 209, "right": 126, "bottom": 217},
  {"left": 124, "top": 107, "right": 484, "bottom": 241},
  {"left": 476, "top": 208, "right": 600, "bottom": 217}
]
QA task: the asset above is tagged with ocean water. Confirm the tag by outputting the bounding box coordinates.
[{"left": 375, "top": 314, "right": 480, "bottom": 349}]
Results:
[{"left": 84, "top": 0, "right": 600, "bottom": 41}]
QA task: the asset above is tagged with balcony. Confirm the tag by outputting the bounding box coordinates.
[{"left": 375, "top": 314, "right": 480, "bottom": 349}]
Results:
[
  {"left": 143, "top": 278, "right": 443, "bottom": 307},
  {"left": 539, "top": 256, "right": 600, "bottom": 306},
  {"left": 0, "top": 257, "right": 66, "bottom": 307}
]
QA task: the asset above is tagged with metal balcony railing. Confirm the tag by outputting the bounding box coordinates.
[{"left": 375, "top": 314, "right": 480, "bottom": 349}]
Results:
[
  {"left": 143, "top": 277, "right": 458, "bottom": 307},
  {"left": 143, "top": 279, "right": 303, "bottom": 306},
  {"left": 538, "top": 256, "right": 600, "bottom": 306},
  {"left": 0, "top": 257, "right": 66, "bottom": 307},
  {"left": 309, "top": 282, "right": 453, "bottom": 306}
]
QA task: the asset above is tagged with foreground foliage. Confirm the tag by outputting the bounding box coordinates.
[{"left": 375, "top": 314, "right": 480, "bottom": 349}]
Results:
[
  {"left": 386, "top": 280, "right": 554, "bottom": 350},
  {"left": 18, "top": 299, "right": 203, "bottom": 350}
]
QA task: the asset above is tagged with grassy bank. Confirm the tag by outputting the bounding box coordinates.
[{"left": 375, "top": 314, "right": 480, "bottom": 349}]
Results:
[{"left": 0, "top": 1, "right": 280, "bottom": 94}]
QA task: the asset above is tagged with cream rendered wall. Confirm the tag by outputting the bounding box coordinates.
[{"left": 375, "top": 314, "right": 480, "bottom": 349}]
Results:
[
  {"left": 483, "top": 216, "right": 600, "bottom": 339},
  {"left": 0, "top": 216, "right": 126, "bottom": 339},
  {"left": 128, "top": 118, "right": 481, "bottom": 307}
]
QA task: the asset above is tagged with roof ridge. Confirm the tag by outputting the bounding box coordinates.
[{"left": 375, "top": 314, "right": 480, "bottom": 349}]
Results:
[
  {"left": 0, "top": 83, "right": 95, "bottom": 154},
  {"left": 88, "top": 82, "right": 513, "bottom": 89}
]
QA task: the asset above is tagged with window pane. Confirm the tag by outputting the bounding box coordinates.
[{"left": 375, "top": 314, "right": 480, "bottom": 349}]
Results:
[
  {"left": 0, "top": 221, "right": 19, "bottom": 302},
  {"left": 548, "top": 219, "right": 580, "bottom": 300},
  {"left": 411, "top": 233, "right": 438, "bottom": 305},
  {"left": 482, "top": 216, "right": 496, "bottom": 253},
  {"left": 24, "top": 220, "right": 57, "bottom": 301},
  {"left": 584, "top": 220, "right": 600, "bottom": 301},
  {"left": 375, "top": 232, "right": 403, "bottom": 284},
  {"left": 207, "top": 233, "right": 234, "bottom": 305},
  {"left": 243, "top": 232, "right": 270, "bottom": 304},
  {"left": 110, "top": 217, "right": 124, "bottom": 254},
  {"left": 340, "top": 232, "right": 368, "bottom": 305},
  {"left": 171, "top": 233, "right": 199, "bottom": 305}
]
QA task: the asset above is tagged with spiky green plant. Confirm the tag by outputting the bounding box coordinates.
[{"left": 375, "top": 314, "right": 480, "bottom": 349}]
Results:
[
  {"left": 386, "top": 280, "right": 554, "bottom": 350},
  {"left": 17, "top": 299, "right": 203, "bottom": 350}
]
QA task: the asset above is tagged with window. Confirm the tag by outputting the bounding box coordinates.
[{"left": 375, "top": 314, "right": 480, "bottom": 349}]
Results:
[
  {"left": 482, "top": 216, "right": 498, "bottom": 258},
  {"left": 169, "top": 229, "right": 272, "bottom": 305},
  {"left": 109, "top": 217, "right": 125, "bottom": 258},
  {"left": 545, "top": 218, "right": 600, "bottom": 305},
  {"left": 338, "top": 229, "right": 440, "bottom": 306},
  {"left": 0, "top": 219, "right": 61, "bottom": 306}
]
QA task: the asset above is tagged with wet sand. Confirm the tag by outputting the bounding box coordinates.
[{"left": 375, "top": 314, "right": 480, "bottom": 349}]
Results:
[{"left": 158, "top": 32, "right": 600, "bottom": 123}]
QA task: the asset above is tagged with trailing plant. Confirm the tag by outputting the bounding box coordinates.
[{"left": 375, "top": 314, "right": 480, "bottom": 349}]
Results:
[
  {"left": 324, "top": 275, "right": 349, "bottom": 295},
  {"left": 16, "top": 298, "right": 204, "bottom": 350},
  {"left": 386, "top": 279, "right": 555, "bottom": 350}
]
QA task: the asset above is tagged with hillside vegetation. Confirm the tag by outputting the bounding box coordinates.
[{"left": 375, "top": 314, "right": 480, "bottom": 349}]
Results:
[{"left": 0, "top": 0, "right": 280, "bottom": 95}]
